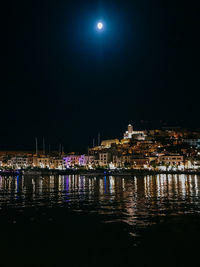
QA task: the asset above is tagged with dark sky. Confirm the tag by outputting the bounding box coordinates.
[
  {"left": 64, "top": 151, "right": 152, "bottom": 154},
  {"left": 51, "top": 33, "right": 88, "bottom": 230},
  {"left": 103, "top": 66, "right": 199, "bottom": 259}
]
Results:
[{"left": 5, "top": 0, "right": 200, "bottom": 151}]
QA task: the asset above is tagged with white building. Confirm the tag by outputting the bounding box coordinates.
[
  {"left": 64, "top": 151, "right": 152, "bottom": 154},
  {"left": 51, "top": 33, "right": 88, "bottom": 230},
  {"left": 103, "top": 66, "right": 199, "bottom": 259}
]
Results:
[
  {"left": 10, "top": 156, "right": 29, "bottom": 169},
  {"left": 123, "top": 124, "right": 145, "bottom": 140}
]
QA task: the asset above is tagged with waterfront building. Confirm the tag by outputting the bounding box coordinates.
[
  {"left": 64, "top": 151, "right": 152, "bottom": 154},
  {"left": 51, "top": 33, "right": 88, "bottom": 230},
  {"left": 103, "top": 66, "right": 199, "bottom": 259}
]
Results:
[
  {"left": 63, "top": 155, "right": 96, "bottom": 168},
  {"left": 157, "top": 154, "right": 184, "bottom": 165},
  {"left": 10, "top": 156, "right": 29, "bottom": 169},
  {"left": 131, "top": 156, "right": 149, "bottom": 169},
  {"left": 99, "top": 152, "right": 112, "bottom": 167},
  {"left": 50, "top": 158, "right": 64, "bottom": 169},
  {"left": 63, "top": 155, "right": 81, "bottom": 167},
  {"left": 112, "top": 155, "right": 122, "bottom": 167},
  {"left": 84, "top": 155, "right": 96, "bottom": 166},
  {"left": 121, "top": 155, "right": 131, "bottom": 165},
  {"left": 33, "top": 155, "right": 50, "bottom": 168}
]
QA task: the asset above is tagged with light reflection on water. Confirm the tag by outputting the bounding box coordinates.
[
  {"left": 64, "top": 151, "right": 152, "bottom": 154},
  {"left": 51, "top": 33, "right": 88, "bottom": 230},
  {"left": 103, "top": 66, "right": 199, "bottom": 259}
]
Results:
[{"left": 0, "top": 174, "right": 200, "bottom": 228}]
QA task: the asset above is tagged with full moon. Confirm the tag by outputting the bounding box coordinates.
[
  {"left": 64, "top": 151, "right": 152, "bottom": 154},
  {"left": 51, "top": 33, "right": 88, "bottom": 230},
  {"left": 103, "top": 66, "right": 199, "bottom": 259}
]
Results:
[{"left": 97, "top": 22, "right": 103, "bottom": 30}]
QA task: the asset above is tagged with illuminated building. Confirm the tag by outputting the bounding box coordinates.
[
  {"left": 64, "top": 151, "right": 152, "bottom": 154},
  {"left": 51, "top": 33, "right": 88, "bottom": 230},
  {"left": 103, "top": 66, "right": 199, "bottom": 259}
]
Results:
[
  {"left": 123, "top": 124, "right": 145, "bottom": 140},
  {"left": 10, "top": 156, "right": 29, "bottom": 169},
  {"left": 112, "top": 155, "right": 122, "bottom": 167},
  {"left": 50, "top": 158, "right": 64, "bottom": 169},
  {"left": 63, "top": 155, "right": 96, "bottom": 167},
  {"left": 99, "top": 152, "right": 112, "bottom": 167},
  {"left": 33, "top": 155, "right": 50, "bottom": 168},
  {"left": 101, "top": 139, "right": 120, "bottom": 148},
  {"left": 131, "top": 156, "right": 149, "bottom": 169},
  {"left": 63, "top": 155, "right": 81, "bottom": 167},
  {"left": 157, "top": 154, "right": 184, "bottom": 165}
]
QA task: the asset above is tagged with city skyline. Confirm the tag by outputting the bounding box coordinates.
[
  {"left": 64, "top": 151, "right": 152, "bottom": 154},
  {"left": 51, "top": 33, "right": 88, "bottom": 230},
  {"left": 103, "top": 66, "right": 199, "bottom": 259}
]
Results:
[{"left": 1, "top": 123, "right": 200, "bottom": 173}]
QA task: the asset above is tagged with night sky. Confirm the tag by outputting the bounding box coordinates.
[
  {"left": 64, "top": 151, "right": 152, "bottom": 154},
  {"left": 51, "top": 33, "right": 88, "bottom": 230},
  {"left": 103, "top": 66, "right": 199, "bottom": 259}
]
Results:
[{"left": 5, "top": 0, "right": 200, "bottom": 152}]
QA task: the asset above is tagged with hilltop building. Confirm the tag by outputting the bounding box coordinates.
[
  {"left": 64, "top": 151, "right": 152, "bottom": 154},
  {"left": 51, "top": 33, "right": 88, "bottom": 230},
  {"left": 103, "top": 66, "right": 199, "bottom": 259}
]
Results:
[
  {"left": 123, "top": 124, "right": 145, "bottom": 140},
  {"left": 101, "top": 139, "right": 120, "bottom": 148}
]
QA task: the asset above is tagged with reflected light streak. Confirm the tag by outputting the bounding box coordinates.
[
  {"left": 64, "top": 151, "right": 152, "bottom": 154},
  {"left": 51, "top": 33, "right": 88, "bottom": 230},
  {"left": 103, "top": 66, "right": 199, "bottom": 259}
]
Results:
[
  {"left": 0, "top": 174, "right": 199, "bottom": 226},
  {"left": 109, "top": 176, "right": 115, "bottom": 194}
]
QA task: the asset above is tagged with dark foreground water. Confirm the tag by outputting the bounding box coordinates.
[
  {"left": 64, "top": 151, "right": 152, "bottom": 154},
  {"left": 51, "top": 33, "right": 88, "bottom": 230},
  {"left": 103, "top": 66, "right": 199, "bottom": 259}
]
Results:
[{"left": 0, "top": 174, "right": 200, "bottom": 267}]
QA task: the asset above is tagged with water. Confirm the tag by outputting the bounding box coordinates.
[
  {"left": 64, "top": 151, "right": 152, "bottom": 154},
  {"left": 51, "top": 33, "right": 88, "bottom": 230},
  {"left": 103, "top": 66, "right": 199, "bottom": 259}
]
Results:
[{"left": 0, "top": 174, "right": 200, "bottom": 267}]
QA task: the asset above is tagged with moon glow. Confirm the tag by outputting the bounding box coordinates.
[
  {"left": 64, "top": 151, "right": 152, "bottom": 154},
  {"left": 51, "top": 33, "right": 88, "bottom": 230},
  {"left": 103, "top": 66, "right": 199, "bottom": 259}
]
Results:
[{"left": 97, "top": 22, "right": 103, "bottom": 30}]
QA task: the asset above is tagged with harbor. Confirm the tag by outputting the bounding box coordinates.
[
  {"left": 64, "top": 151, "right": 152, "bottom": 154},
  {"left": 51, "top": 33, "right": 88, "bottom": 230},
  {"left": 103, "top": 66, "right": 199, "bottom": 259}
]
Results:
[{"left": 0, "top": 174, "right": 199, "bottom": 266}]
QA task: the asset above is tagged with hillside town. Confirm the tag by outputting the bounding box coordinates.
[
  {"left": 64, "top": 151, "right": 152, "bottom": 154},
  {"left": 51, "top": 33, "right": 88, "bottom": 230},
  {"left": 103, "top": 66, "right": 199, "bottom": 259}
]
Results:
[{"left": 0, "top": 124, "right": 200, "bottom": 172}]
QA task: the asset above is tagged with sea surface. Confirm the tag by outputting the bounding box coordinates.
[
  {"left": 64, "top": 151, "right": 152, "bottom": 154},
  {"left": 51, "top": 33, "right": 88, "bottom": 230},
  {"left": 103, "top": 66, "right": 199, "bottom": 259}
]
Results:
[{"left": 0, "top": 174, "right": 200, "bottom": 267}]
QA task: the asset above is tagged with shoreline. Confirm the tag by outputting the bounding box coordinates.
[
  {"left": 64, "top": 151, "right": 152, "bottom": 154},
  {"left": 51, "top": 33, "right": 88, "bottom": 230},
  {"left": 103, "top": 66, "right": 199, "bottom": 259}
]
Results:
[{"left": 0, "top": 169, "right": 200, "bottom": 176}]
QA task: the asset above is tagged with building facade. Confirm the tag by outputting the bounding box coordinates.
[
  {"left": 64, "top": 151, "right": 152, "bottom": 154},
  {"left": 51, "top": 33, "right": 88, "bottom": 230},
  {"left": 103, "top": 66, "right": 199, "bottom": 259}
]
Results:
[{"left": 123, "top": 124, "right": 145, "bottom": 140}]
